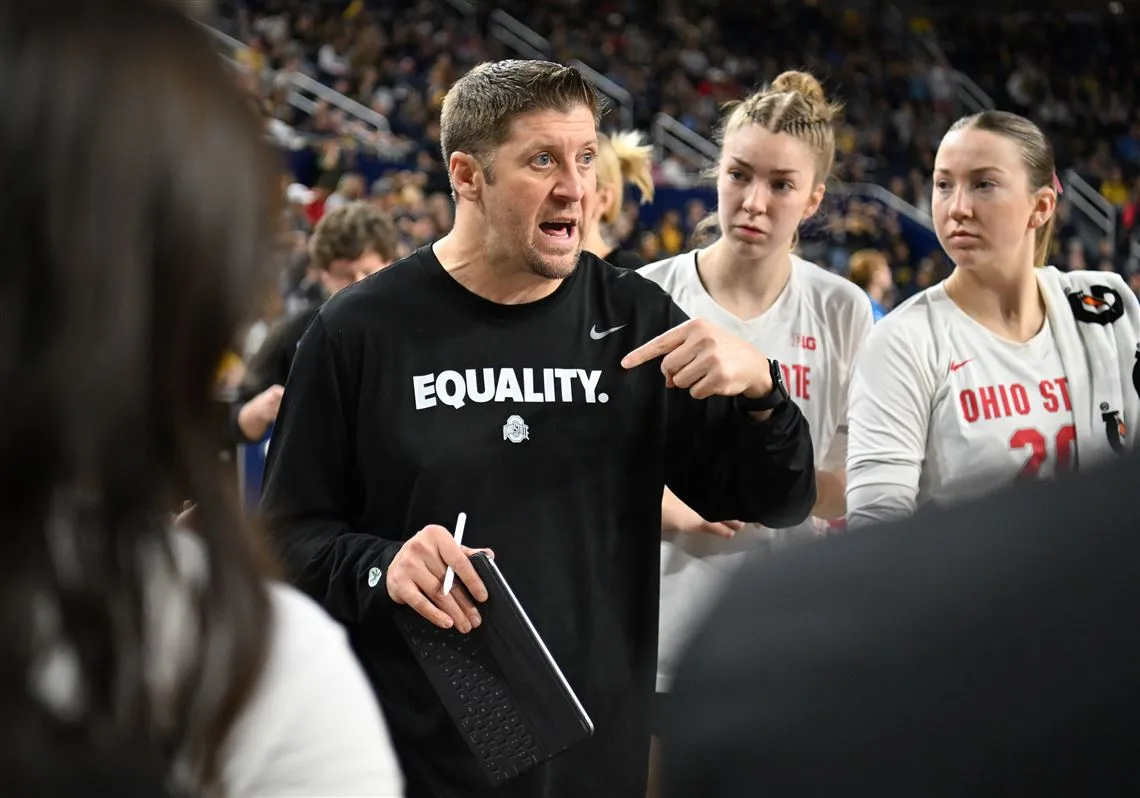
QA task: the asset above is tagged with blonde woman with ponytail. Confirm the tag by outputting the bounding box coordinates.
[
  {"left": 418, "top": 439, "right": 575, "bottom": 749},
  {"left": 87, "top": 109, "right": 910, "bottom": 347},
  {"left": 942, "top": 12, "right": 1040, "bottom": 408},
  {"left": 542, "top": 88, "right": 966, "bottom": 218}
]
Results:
[
  {"left": 583, "top": 130, "right": 655, "bottom": 269},
  {"left": 639, "top": 72, "right": 873, "bottom": 779},
  {"left": 846, "top": 110, "right": 1140, "bottom": 529}
]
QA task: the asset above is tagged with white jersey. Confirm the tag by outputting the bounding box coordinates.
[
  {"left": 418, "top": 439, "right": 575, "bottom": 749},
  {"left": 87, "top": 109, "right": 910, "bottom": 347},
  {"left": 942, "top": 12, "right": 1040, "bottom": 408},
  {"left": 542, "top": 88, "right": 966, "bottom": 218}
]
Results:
[
  {"left": 640, "top": 250, "right": 874, "bottom": 690},
  {"left": 846, "top": 281, "right": 1076, "bottom": 528},
  {"left": 35, "top": 530, "right": 404, "bottom": 797}
]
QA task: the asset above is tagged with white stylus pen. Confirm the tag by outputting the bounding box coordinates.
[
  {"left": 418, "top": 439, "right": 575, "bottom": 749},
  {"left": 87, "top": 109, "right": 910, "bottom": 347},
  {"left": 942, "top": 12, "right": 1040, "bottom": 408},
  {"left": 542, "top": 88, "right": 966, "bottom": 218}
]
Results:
[{"left": 441, "top": 511, "right": 467, "bottom": 596}]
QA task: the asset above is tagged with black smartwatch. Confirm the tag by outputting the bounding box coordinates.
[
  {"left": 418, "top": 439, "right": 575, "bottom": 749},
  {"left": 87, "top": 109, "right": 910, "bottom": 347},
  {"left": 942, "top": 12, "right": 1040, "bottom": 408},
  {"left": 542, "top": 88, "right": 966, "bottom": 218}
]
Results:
[{"left": 735, "top": 359, "right": 789, "bottom": 413}]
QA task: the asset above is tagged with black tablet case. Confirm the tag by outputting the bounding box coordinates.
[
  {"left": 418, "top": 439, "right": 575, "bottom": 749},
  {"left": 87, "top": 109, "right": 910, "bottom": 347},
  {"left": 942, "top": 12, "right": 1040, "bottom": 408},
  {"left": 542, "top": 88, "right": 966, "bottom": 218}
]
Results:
[{"left": 394, "top": 552, "right": 594, "bottom": 786}]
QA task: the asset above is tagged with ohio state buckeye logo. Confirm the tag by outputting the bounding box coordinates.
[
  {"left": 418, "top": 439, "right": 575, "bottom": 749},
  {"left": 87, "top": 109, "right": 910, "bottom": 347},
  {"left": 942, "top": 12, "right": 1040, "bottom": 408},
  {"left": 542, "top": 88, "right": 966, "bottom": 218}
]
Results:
[{"left": 1068, "top": 286, "right": 1124, "bottom": 325}]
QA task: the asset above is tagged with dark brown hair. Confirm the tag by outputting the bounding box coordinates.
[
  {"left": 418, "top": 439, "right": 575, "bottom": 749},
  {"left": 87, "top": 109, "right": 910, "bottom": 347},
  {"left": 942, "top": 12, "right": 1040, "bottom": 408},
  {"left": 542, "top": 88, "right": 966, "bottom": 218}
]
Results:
[
  {"left": 0, "top": 0, "right": 275, "bottom": 791},
  {"left": 439, "top": 60, "right": 605, "bottom": 197},
  {"left": 309, "top": 202, "right": 399, "bottom": 271}
]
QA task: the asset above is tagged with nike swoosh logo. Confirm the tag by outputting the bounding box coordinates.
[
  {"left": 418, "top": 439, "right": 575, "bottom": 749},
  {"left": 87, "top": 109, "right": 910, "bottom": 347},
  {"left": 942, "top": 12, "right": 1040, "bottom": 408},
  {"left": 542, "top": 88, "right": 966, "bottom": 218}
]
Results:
[
  {"left": 950, "top": 358, "right": 974, "bottom": 372},
  {"left": 590, "top": 324, "right": 627, "bottom": 340}
]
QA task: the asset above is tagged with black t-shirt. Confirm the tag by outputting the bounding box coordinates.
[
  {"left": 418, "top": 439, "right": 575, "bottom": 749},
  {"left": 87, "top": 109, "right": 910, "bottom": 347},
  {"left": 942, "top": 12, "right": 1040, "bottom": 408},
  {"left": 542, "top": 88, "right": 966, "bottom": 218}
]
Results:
[
  {"left": 261, "top": 246, "right": 815, "bottom": 798},
  {"left": 603, "top": 245, "right": 646, "bottom": 271},
  {"left": 226, "top": 305, "right": 321, "bottom": 446}
]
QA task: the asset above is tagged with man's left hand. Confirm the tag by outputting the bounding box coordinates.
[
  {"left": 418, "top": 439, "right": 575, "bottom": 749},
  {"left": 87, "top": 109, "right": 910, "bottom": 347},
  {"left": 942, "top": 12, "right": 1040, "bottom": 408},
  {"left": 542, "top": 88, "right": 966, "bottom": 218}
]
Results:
[{"left": 621, "top": 318, "right": 773, "bottom": 401}]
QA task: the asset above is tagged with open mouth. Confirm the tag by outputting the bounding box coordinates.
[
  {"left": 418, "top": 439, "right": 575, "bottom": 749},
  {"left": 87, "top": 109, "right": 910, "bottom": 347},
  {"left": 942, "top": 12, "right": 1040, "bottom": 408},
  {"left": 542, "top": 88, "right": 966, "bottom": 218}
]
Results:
[{"left": 539, "top": 220, "right": 577, "bottom": 239}]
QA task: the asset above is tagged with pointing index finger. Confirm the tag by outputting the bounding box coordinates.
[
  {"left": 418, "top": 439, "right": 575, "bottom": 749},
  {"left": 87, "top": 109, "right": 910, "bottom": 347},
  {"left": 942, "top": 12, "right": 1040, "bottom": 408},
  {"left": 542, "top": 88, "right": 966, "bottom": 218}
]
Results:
[{"left": 621, "top": 321, "right": 690, "bottom": 370}]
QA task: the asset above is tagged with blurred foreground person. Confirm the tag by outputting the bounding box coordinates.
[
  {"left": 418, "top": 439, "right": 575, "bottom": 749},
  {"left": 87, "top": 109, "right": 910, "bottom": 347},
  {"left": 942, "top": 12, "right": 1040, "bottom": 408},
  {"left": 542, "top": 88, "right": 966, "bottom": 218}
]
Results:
[
  {"left": 661, "top": 454, "right": 1140, "bottom": 796},
  {"left": 0, "top": 1, "right": 401, "bottom": 795}
]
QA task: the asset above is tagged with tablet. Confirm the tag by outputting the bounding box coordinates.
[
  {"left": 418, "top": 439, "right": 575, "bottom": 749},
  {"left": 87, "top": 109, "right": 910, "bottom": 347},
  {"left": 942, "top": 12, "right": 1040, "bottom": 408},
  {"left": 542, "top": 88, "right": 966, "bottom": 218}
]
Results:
[{"left": 394, "top": 552, "right": 594, "bottom": 786}]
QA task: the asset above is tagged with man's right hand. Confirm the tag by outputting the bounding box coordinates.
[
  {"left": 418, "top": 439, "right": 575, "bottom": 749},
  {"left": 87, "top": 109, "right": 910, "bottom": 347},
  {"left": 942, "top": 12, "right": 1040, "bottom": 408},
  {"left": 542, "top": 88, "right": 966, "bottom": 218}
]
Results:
[
  {"left": 386, "top": 524, "right": 493, "bottom": 633},
  {"left": 237, "top": 384, "right": 285, "bottom": 441}
]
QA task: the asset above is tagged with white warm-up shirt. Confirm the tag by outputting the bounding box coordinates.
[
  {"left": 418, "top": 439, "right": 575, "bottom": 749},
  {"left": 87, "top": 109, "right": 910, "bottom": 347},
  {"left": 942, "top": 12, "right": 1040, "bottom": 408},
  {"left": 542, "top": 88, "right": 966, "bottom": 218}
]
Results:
[
  {"left": 640, "top": 251, "right": 874, "bottom": 690},
  {"left": 35, "top": 530, "right": 405, "bottom": 797},
  {"left": 846, "top": 282, "right": 1076, "bottom": 528}
]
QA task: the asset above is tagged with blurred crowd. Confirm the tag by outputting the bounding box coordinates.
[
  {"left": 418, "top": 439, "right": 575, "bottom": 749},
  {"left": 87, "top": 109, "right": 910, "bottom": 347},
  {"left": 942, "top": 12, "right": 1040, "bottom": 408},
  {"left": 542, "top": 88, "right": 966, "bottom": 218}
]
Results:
[
  {"left": 214, "top": 0, "right": 1134, "bottom": 342},
  {"left": 933, "top": 12, "right": 1140, "bottom": 265}
]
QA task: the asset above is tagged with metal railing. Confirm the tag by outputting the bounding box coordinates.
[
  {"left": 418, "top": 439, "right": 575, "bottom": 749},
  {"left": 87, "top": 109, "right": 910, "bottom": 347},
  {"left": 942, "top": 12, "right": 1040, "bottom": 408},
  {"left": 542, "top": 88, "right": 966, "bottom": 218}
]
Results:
[
  {"left": 832, "top": 182, "right": 934, "bottom": 231},
  {"left": 651, "top": 113, "right": 718, "bottom": 170},
  {"left": 1063, "top": 168, "right": 1116, "bottom": 240},
  {"left": 487, "top": 11, "right": 634, "bottom": 130},
  {"left": 203, "top": 7, "right": 933, "bottom": 231},
  {"left": 488, "top": 9, "right": 549, "bottom": 60},
  {"left": 571, "top": 60, "right": 634, "bottom": 130},
  {"left": 197, "top": 20, "right": 390, "bottom": 140},
  {"left": 289, "top": 71, "right": 391, "bottom": 132},
  {"left": 442, "top": 0, "right": 475, "bottom": 17},
  {"left": 903, "top": 16, "right": 994, "bottom": 114},
  {"left": 483, "top": 12, "right": 712, "bottom": 168}
]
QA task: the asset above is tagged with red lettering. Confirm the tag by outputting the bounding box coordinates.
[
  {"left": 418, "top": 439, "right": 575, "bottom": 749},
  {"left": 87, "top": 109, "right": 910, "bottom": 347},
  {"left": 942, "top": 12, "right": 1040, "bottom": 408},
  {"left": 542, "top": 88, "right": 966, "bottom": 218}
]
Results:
[
  {"left": 979, "top": 385, "right": 1000, "bottom": 420},
  {"left": 1010, "top": 383, "right": 1030, "bottom": 416},
  {"left": 1039, "top": 378, "right": 1072, "bottom": 414},
  {"left": 1057, "top": 377, "right": 1072, "bottom": 411},
  {"left": 1011, "top": 424, "right": 1077, "bottom": 479},
  {"left": 1010, "top": 427, "right": 1047, "bottom": 479},
  {"left": 791, "top": 364, "right": 811, "bottom": 400},
  {"left": 997, "top": 384, "right": 1013, "bottom": 417},
  {"left": 804, "top": 336, "right": 816, "bottom": 351},
  {"left": 959, "top": 389, "right": 980, "bottom": 423},
  {"left": 970, "top": 383, "right": 1033, "bottom": 420},
  {"left": 791, "top": 334, "right": 817, "bottom": 351}
]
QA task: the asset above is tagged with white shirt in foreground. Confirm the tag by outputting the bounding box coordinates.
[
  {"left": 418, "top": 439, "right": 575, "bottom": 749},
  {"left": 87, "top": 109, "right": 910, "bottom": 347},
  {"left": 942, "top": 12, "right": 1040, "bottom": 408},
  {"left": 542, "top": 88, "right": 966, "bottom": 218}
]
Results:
[
  {"left": 639, "top": 251, "right": 874, "bottom": 691},
  {"left": 223, "top": 583, "right": 405, "bottom": 797},
  {"left": 36, "top": 530, "right": 405, "bottom": 797},
  {"left": 846, "top": 280, "right": 1076, "bottom": 528}
]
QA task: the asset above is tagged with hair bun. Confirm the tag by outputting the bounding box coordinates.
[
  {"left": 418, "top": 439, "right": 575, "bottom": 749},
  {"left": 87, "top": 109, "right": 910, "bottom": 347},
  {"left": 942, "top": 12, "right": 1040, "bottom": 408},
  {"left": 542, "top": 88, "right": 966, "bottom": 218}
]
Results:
[{"left": 770, "top": 70, "right": 827, "bottom": 105}]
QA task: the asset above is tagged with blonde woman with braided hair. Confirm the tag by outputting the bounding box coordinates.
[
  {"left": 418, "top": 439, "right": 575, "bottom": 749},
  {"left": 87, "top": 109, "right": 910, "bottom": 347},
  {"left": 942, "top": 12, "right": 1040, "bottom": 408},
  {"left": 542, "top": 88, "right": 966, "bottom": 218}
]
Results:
[
  {"left": 582, "top": 130, "right": 655, "bottom": 269},
  {"left": 639, "top": 72, "right": 873, "bottom": 774}
]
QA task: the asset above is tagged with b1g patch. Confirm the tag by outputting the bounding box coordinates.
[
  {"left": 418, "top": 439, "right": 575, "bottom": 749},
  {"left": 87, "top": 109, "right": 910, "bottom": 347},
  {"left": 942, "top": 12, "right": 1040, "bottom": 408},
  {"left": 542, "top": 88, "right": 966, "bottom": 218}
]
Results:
[{"left": 1068, "top": 286, "right": 1124, "bottom": 325}]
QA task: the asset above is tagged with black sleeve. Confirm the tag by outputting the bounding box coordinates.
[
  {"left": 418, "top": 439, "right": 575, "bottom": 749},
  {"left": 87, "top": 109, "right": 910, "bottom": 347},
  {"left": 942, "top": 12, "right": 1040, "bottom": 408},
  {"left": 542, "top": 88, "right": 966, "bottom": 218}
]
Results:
[
  {"left": 662, "top": 304, "right": 817, "bottom": 528},
  {"left": 236, "top": 317, "right": 296, "bottom": 403},
  {"left": 227, "top": 312, "right": 313, "bottom": 445},
  {"left": 259, "top": 313, "right": 403, "bottom": 626}
]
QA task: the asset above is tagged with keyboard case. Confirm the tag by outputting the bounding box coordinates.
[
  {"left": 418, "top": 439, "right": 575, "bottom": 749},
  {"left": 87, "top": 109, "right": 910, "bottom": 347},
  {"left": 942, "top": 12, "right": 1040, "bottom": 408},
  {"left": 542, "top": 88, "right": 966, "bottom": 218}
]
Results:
[{"left": 394, "top": 552, "right": 594, "bottom": 786}]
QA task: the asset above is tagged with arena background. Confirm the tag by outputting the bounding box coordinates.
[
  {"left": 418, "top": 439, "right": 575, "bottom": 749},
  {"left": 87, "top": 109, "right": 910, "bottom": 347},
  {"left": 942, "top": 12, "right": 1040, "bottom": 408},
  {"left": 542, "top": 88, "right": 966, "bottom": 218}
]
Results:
[{"left": 196, "top": 0, "right": 1140, "bottom": 470}]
